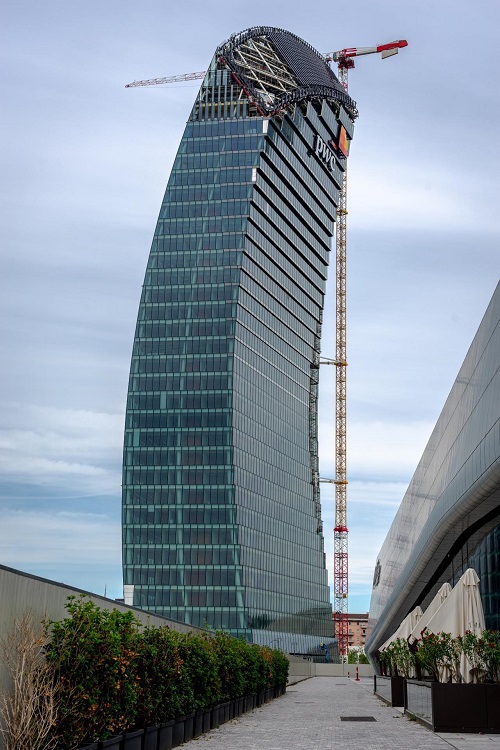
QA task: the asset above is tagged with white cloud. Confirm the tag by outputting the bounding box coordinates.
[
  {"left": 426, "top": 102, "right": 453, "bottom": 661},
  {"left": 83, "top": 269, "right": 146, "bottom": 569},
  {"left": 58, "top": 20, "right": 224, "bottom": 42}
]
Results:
[
  {"left": 348, "top": 160, "right": 464, "bottom": 231},
  {"left": 0, "top": 509, "right": 121, "bottom": 566},
  {"left": 319, "top": 419, "right": 433, "bottom": 481},
  {"left": 0, "top": 402, "right": 123, "bottom": 495}
]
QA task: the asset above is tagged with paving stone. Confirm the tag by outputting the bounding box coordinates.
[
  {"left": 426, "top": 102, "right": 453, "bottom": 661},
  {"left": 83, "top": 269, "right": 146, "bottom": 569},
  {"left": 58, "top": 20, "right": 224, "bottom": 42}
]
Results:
[{"left": 182, "top": 677, "right": 500, "bottom": 750}]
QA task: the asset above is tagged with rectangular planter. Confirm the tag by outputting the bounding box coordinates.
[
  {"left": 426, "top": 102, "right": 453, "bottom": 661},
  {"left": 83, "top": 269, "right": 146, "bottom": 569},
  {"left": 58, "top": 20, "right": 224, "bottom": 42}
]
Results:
[
  {"left": 202, "top": 707, "right": 212, "bottom": 733},
  {"left": 172, "top": 716, "right": 185, "bottom": 748},
  {"left": 101, "top": 737, "right": 123, "bottom": 749},
  {"left": 143, "top": 725, "right": 160, "bottom": 750},
  {"left": 193, "top": 710, "right": 204, "bottom": 738},
  {"left": 405, "top": 680, "right": 500, "bottom": 733},
  {"left": 374, "top": 675, "right": 405, "bottom": 707},
  {"left": 122, "top": 729, "right": 144, "bottom": 750},
  {"left": 219, "top": 701, "right": 230, "bottom": 724},
  {"left": 158, "top": 720, "right": 174, "bottom": 750},
  {"left": 211, "top": 704, "right": 221, "bottom": 727},
  {"left": 183, "top": 713, "right": 195, "bottom": 743}
]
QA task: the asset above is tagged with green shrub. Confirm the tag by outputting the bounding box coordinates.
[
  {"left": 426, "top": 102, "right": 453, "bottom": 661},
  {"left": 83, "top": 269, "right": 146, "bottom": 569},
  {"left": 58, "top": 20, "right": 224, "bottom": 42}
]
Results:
[
  {"left": 212, "top": 631, "right": 246, "bottom": 700},
  {"left": 178, "top": 632, "right": 221, "bottom": 711},
  {"left": 269, "top": 648, "right": 289, "bottom": 687},
  {"left": 42, "top": 596, "right": 290, "bottom": 747},
  {"left": 44, "top": 596, "right": 141, "bottom": 748},
  {"left": 135, "top": 626, "right": 191, "bottom": 725}
]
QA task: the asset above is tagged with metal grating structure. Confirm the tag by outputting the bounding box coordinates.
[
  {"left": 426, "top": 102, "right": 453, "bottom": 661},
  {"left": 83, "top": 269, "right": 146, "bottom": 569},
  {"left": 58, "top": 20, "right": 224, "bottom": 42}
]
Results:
[{"left": 332, "top": 61, "right": 349, "bottom": 659}]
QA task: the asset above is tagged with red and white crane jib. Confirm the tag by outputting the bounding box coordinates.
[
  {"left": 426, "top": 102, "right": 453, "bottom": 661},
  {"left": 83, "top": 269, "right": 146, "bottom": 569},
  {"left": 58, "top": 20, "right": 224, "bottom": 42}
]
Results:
[{"left": 324, "top": 40, "right": 408, "bottom": 67}]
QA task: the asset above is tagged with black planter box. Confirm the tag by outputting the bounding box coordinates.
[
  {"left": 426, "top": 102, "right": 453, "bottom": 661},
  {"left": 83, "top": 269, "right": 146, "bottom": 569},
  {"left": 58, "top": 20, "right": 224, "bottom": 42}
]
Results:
[
  {"left": 405, "top": 680, "right": 500, "bottom": 733},
  {"left": 184, "top": 713, "right": 195, "bottom": 742},
  {"left": 211, "top": 704, "right": 220, "bottom": 727},
  {"left": 122, "top": 729, "right": 144, "bottom": 750},
  {"left": 101, "top": 737, "right": 123, "bottom": 749},
  {"left": 202, "top": 707, "right": 212, "bottom": 733},
  {"left": 158, "top": 720, "right": 174, "bottom": 750},
  {"left": 78, "top": 744, "right": 100, "bottom": 749},
  {"left": 374, "top": 675, "right": 405, "bottom": 707},
  {"left": 143, "top": 725, "right": 159, "bottom": 750},
  {"left": 172, "top": 716, "right": 185, "bottom": 747},
  {"left": 194, "top": 710, "right": 204, "bottom": 737}
]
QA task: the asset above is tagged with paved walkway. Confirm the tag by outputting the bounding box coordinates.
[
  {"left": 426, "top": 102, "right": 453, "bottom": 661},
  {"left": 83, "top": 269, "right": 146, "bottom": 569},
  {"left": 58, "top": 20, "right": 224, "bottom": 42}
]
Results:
[{"left": 183, "top": 677, "right": 500, "bottom": 750}]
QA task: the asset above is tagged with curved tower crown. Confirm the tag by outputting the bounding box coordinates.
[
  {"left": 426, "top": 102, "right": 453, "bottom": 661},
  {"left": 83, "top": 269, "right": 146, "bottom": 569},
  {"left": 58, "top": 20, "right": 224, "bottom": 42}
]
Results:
[
  {"left": 216, "top": 26, "right": 357, "bottom": 117},
  {"left": 123, "top": 27, "right": 356, "bottom": 652}
]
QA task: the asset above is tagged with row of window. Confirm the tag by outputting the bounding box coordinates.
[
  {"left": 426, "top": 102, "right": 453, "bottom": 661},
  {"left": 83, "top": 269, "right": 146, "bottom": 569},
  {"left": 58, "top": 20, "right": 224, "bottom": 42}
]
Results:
[
  {"left": 164, "top": 183, "right": 251, "bottom": 204},
  {"left": 172, "top": 150, "right": 260, "bottom": 170},
  {"left": 177, "top": 134, "right": 264, "bottom": 155},
  {"left": 157, "top": 216, "right": 246, "bottom": 235},
  {"left": 143, "top": 267, "right": 239, "bottom": 288},
  {"left": 128, "top": 373, "right": 231, "bottom": 394},
  {"left": 124, "top": 506, "right": 235, "bottom": 525},
  {"left": 168, "top": 166, "right": 250, "bottom": 187},
  {"left": 126, "top": 424, "right": 231, "bottom": 449},
  {"left": 134, "top": 589, "right": 243, "bottom": 608},
  {"left": 141, "top": 283, "right": 238, "bottom": 305},
  {"left": 147, "top": 246, "right": 242, "bottom": 268},
  {"left": 133, "top": 337, "right": 233, "bottom": 358},
  {"left": 126, "top": 393, "right": 231, "bottom": 416},
  {"left": 138, "top": 301, "right": 236, "bottom": 324},
  {"left": 128, "top": 568, "right": 239, "bottom": 586},
  {"left": 160, "top": 198, "right": 249, "bottom": 220},
  {"left": 125, "top": 411, "right": 232, "bottom": 431},
  {"left": 130, "top": 354, "right": 231, "bottom": 376},
  {"left": 126, "top": 428, "right": 231, "bottom": 449},
  {"left": 124, "top": 467, "right": 233, "bottom": 486},
  {"left": 184, "top": 119, "right": 263, "bottom": 138},
  {"left": 123, "top": 487, "right": 234, "bottom": 507},
  {"left": 123, "top": 526, "right": 236, "bottom": 544},
  {"left": 124, "top": 547, "right": 239, "bottom": 566},
  {"left": 125, "top": 447, "right": 231, "bottom": 468}
]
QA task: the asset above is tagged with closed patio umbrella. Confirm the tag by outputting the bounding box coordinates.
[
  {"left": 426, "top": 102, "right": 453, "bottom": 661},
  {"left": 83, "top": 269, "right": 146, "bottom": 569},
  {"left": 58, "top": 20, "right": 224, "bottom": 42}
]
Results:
[
  {"left": 379, "top": 605, "right": 423, "bottom": 652},
  {"left": 424, "top": 568, "right": 485, "bottom": 683},
  {"left": 408, "top": 582, "right": 452, "bottom": 644}
]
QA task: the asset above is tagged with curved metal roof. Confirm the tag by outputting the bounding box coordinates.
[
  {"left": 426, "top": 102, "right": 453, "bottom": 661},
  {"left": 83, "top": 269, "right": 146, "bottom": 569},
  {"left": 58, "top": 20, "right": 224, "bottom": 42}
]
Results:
[{"left": 217, "top": 26, "right": 357, "bottom": 118}]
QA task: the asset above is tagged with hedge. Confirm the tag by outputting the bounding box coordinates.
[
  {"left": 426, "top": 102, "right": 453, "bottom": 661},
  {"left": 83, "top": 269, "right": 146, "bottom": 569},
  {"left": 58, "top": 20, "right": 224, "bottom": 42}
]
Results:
[{"left": 43, "top": 596, "right": 289, "bottom": 748}]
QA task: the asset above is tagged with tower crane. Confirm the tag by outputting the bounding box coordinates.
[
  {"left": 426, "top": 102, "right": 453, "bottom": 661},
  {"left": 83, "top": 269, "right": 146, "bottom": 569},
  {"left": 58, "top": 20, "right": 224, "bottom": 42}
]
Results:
[
  {"left": 323, "top": 39, "right": 407, "bottom": 658},
  {"left": 126, "top": 37, "right": 407, "bottom": 659}
]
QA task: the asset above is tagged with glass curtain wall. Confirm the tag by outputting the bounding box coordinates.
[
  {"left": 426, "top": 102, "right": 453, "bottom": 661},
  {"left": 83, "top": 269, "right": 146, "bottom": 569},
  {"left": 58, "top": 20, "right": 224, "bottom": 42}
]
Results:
[{"left": 123, "top": 29, "right": 355, "bottom": 649}]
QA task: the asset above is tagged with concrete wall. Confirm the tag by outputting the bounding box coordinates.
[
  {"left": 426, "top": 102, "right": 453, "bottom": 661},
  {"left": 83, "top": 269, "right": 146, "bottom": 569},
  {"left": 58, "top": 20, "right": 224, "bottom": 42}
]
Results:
[
  {"left": 0, "top": 564, "right": 204, "bottom": 697},
  {"left": 287, "top": 655, "right": 374, "bottom": 683}
]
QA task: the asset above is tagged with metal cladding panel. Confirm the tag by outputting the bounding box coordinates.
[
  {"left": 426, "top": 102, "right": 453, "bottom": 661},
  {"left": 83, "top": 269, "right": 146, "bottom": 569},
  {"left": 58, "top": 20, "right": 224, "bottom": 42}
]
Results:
[
  {"left": 367, "top": 281, "right": 500, "bottom": 653},
  {"left": 267, "top": 31, "right": 344, "bottom": 92}
]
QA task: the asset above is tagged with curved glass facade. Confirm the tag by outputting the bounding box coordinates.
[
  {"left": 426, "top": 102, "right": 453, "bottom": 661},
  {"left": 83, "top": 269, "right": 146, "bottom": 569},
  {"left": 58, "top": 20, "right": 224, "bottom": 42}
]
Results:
[
  {"left": 367, "top": 282, "right": 500, "bottom": 655},
  {"left": 122, "top": 28, "right": 357, "bottom": 649}
]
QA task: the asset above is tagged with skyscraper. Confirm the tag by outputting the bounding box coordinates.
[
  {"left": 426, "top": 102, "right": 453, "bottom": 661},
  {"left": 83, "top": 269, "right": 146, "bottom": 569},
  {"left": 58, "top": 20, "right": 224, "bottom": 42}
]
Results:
[{"left": 122, "top": 26, "right": 357, "bottom": 651}]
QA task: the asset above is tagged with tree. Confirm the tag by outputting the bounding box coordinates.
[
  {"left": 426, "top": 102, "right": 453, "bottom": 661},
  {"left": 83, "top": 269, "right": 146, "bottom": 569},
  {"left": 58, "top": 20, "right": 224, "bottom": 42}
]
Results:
[{"left": 0, "top": 612, "right": 60, "bottom": 750}]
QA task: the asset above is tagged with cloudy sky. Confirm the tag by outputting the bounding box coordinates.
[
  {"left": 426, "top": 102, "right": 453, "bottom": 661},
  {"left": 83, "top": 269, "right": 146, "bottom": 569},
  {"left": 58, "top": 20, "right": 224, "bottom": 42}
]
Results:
[{"left": 2, "top": 0, "right": 499, "bottom": 611}]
